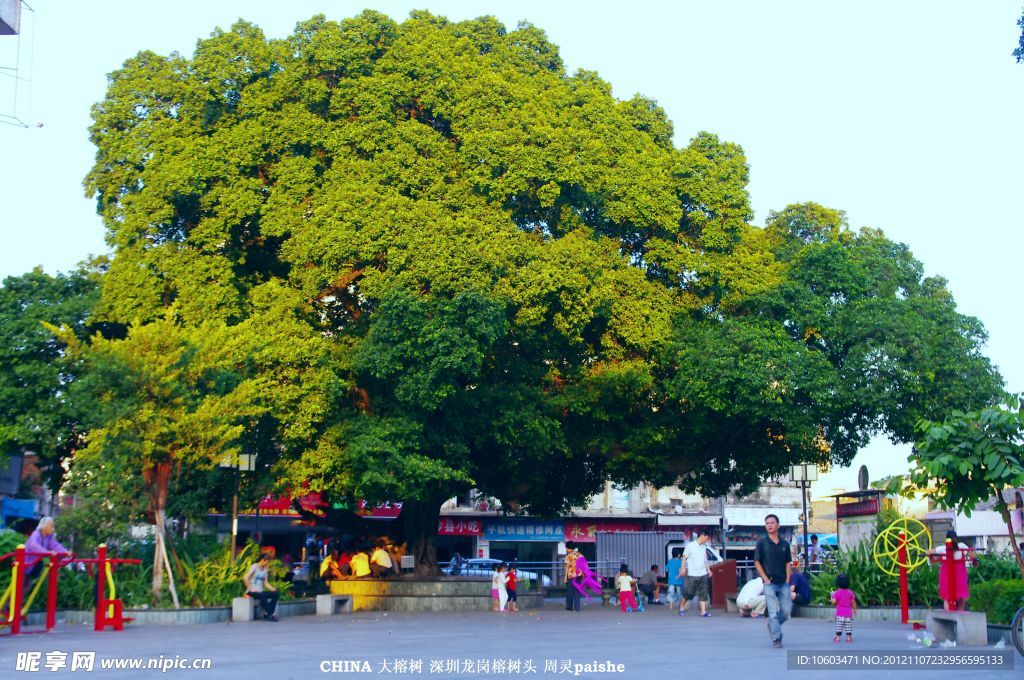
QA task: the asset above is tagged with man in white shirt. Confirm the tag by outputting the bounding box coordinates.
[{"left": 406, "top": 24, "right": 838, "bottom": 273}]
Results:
[
  {"left": 736, "top": 576, "right": 766, "bottom": 617},
  {"left": 806, "top": 535, "right": 821, "bottom": 569},
  {"left": 370, "top": 539, "right": 394, "bottom": 577},
  {"left": 679, "top": 529, "right": 711, "bottom": 617}
]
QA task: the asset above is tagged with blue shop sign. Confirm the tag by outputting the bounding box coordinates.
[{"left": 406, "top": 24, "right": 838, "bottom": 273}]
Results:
[{"left": 484, "top": 520, "right": 564, "bottom": 542}]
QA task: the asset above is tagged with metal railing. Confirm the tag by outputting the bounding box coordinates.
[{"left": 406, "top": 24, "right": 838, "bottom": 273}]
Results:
[
  {"left": 436, "top": 557, "right": 835, "bottom": 593},
  {"left": 521, "top": 560, "right": 625, "bottom": 586},
  {"left": 439, "top": 560, "right": 626, "bottom": 587},
  {"left": 439, "top": 559, "right": 762, "bottom": 590},
  {"left": 546, "top": 558, "right": 763, "bottom": 591}
]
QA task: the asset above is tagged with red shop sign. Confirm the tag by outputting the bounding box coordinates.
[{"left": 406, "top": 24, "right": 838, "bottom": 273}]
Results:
[
  {"left": 437, "top": 518, "right": 483, "bottom": 536},
  {"left": 247, "top": 492, "right": 326, "bottom": 517},
  {"left": 563, "top": 519, "right": 643, "bottom": 543},
  {"left": 836, "top": 497, "right": 879, "bottom": 518},
  {"left": 356, "top": 499, "right": 403, "bottom": 519}
]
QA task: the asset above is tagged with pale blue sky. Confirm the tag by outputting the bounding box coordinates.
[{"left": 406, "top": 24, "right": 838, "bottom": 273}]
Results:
[{"left": 2, "top": 2, "right": 1022, "bottom": 496}]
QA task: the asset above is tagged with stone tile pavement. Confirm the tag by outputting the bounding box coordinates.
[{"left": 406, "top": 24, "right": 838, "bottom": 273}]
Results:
[{"left": 0, "top": 600, "right": 1017, "bottom": 679}]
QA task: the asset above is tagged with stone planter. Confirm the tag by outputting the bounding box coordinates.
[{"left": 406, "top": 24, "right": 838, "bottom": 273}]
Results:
[
  {"left": 22, "top": 579, "right": 550, "bottom": 623},
  {"left": 23, "top": 598, "right": 315, "bottom": 626},
  {"left": 793, "top": 604, "right": 931, "bottom": 622},
  {"left": 798, "top": 605, "right": 1016, "bottom": 648},
  {"left": 987, "top": 624, "right": 1012, "bottom": 647},
  {"left": 326, "top": 577, "right": 546, "bottom": 612}
]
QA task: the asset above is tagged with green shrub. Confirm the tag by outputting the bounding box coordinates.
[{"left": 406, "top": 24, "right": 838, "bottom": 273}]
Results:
[
  {"left": 5, "top": 537, "right": 292, "bottom": 612},
  {"left": 54, "top": 498, "right": 135, "bottom": 555},
  {"left": 0, "top": 528, "right": 24, "bottom": 555},
  {"left": 802, "top": 533, "right": 1022, "bottom": 610},
  {"left": 53, "top": 560, "right": 157, "bottom": 610},
  {"left": 969, "top": 553, "right": 1022, "bottom": 585},
  {"left": 971, "top": 579, "right": 1024, "bottom": 625},
  {"left": 172, "top": 540, "right": 292, "bottom": 607},
  {"left": 0, "top": 529, "right": 25, "bottom": 597},
  {"left": 809, "top": 541, "right": 940, "bottom": 607}
]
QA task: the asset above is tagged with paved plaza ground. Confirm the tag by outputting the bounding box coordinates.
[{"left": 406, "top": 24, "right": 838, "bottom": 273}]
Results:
[{"left": 0, "top": 600, "right": 1018, "bottom": 679}]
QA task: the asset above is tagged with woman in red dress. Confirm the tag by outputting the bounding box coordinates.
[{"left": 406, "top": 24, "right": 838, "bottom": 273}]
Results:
[{"left": 935, "top": 530, "right": 975, "bottom": 610}]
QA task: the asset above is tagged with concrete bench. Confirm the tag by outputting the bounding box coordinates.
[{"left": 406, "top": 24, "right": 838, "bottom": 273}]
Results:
[
  {"left": 926, "top": 610, "right": 988, "bottom": 646},
  {"left": 316, "top": 594, "right": 354, "bottom": 617},
  {"left": 232, "top": 597, "right": 260, "bottom": 622}
]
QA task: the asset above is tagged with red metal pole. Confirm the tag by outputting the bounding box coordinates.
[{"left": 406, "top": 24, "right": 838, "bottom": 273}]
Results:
[
  {"left": 45, "top": 554, "right": 59, "bottom": 631},
  {"left": 898, "top": 531, "right": 909, "bottom": 624},
  {"left": 11, "top": 545, "right": 25, "bottom": 635},
  {"left": 94, "top": 544, "right": 106, "bottom": 631}
]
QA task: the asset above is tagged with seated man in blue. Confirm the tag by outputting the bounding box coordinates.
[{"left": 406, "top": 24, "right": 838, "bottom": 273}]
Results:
[{"left": 789, "top": 561, "right": 811, "bottom": 606}]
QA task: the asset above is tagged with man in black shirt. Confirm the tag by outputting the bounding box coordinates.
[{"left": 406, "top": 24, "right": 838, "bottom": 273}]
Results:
[{"left": 754, "top": 514, "right": 792, "bottom": 648}]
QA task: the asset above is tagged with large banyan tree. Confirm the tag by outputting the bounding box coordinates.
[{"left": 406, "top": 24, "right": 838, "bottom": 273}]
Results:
[{"left": 82, "top": 10, "right": 1002, "bottom": 571}]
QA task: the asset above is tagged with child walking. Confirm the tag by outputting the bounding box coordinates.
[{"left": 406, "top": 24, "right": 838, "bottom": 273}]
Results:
[
  {"left": 616, "top": 564, "right": 639, "bottom": 612},
  {"left": 831, "top": 573, "right": 858, "bottom": 642}
]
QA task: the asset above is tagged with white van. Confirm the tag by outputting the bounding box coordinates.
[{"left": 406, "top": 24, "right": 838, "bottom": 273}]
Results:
[{"left": 665, "top": 540, "right": 724, "bottom": 566}]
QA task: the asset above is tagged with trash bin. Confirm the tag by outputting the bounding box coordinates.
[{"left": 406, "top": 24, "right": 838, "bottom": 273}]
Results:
[{"left": 708, "top": 559, "right": 737, "bottom": 609}]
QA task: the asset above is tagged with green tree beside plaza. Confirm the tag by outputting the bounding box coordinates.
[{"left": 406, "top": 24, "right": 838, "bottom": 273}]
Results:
[
  {"left": 57, "top": 317, "right": 247, "bottom": 598},
  {"left": 0, "top": 267, "right": 101, "bottom": 488},
  {"left": 81, "top": 11, "right": 1003, "bottom": 571},
  {"left": 83, "top": 11, "right": 690, "bottom": 568},
  {"left": 745, "top": 204, "right": 1003, "bottom": 462},
  {"left": 57, "top": 282, "right": 340, "bottom": 595},
  {"left": 909, "top": 399, "right": 1024, "bottom": 578}
]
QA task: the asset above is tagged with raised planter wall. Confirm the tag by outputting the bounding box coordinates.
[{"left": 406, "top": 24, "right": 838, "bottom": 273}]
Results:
[
  {"left": 986, "top": 624, "right": 1012, "bottom": 647},
  {"left": 793, "top": 604, "right": 931, "bottom": 622},
  {"left": 21, "top": 579, "right": 547, "bottom": 624},
  {"left": 326, "top": 577, "right": 546, "bottom": 612},
  {"left": 796, "top": 605, "right": 1012, "bottom": 647},
  {"left": 23, "top": 598, "right": 316, "bottom": 627}
]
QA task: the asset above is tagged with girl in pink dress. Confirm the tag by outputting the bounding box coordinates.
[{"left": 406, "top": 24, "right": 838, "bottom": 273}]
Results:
[{"left": 831, "top": 573, "right": 858, "bottom": 642}]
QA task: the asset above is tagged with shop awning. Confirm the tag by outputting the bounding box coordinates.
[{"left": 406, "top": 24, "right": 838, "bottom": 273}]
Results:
[
  {"left": 206, "top": 514, "right": 336, "bottom": 535},
  {"left": 655, "top": 514, "right": 721, "bottom": 526},
  {"left": 725, "top": 507, "right": 801, "bottom": 527},
  {"left": 1, "top": 497, "right": 36, "bottom": 520}
]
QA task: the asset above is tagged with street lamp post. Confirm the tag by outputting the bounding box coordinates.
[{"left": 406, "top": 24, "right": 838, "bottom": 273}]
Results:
[
  {"left": 220, "top": 452, "right": 256, "bottom": 563},
  {"left": 790, "top": 463, "right": 818, "bottom": 569}
]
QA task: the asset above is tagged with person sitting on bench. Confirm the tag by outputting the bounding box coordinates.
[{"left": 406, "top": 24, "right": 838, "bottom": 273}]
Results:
[
  {"left": 637, "top": 565, "right": 663, "bottom": 605},
  {"left": 370, "top": 540, "right": 394, "bottom": 577},
  {"left": 243, "top": 553, "right": 280, "bottom": 622}
]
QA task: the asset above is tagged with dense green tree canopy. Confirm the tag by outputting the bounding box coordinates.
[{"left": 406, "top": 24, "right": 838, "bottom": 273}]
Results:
[
  {"left": 79, "top": 10, "right": 1003, "bottom": 567},
  {"left": 746, "top": 208, "right": 1003, "bottom": 462},
  {"left": 0, "top": 267, "right": 100, "bottom": 487},
  {"left": 55, "top": 283, "right": 339, "bottom": 588}
]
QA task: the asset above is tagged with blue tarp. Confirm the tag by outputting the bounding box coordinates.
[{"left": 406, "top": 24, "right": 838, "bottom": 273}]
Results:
[{"left": 1, "top": 497, "right": 36, "bottom": 521}]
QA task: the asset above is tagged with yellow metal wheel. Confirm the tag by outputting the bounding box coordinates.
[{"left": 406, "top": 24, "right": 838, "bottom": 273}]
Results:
[{"left": 872, "top": 517, "right": 932, "bottom": 576}]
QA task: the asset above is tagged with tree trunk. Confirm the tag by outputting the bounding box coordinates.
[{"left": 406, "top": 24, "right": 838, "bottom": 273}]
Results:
[
  {"left": 401, "top": 498, "right": 443, "bottom": 576},
  {"left": 151, "top": 506, "right": 165, "bottom": 596},
  {"left": 994, "top": 491, "right": 1024, "bottom": 579},
  {"left": 144, "top": 461, "right": 171, "bottom": 596}
]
